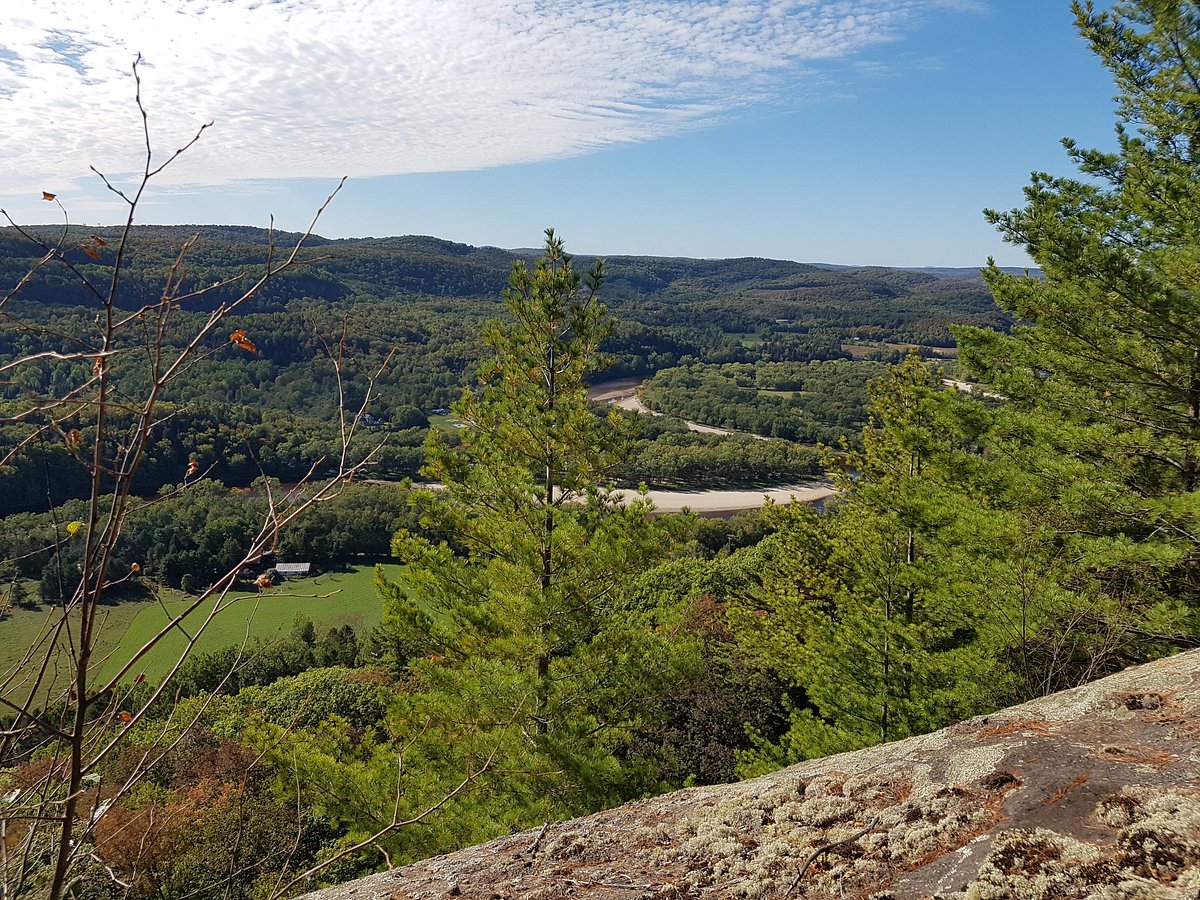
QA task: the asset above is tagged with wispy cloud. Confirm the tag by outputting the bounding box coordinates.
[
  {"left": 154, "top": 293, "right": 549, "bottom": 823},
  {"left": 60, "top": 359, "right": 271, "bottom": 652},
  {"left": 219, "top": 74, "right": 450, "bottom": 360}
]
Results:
[{"left": 0, "top": 1, "right": 975, "bottom": 197}]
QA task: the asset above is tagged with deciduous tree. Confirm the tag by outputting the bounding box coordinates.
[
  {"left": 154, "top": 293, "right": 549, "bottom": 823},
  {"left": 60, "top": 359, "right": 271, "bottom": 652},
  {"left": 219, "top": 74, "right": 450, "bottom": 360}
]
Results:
[{"left": 0, "top": 58, "right": 386, "bottom": 899}]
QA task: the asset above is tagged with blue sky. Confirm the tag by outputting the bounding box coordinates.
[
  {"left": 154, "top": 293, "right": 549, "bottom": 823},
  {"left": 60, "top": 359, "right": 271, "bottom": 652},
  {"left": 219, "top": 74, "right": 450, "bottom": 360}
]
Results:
[{"left": 1, "top": 1, "right": 1119, "bottom": 267}]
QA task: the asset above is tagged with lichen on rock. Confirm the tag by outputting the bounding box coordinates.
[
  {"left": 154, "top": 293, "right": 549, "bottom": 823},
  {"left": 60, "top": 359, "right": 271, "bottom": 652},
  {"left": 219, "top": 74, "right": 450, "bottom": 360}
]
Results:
[{"left": 300, "top": 651, "right": 1200, "bottom": 900}]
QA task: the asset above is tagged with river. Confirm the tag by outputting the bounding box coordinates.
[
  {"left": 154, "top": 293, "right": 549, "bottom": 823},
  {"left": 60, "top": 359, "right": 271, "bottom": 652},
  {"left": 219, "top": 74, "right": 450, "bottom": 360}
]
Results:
[
  {"left": 587, "top": 378, "right": 765, "bottom": 439},
  {"left": 587, "top": 377, "right": 835, "bottom": 515}
]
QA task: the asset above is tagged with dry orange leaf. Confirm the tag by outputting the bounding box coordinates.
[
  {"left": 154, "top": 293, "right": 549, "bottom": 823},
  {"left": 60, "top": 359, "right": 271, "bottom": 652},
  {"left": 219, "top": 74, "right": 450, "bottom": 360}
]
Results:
[
  {"left": 91, "top": 235, "right": 108, "bottom": 246},
  {"left": 130, "top": 562, "right": 141, "bottom": 573},
  {"left": 230, "top": 329, "right": 257, "bottom": 353},
  {"left": 186, "top": 460, "right": 199, "bottom": 477},
  {"left": 41, "top": 191, "right": 56, "bottom": 201},
  {"left": 254, "top": 573, "right": 273, "bottom": 589},
  {"left": 118, "top": 711, "right": 132, "bottom": 723},
  {"left": 82, "top": 245, "right": 100, "bottom": 260}
]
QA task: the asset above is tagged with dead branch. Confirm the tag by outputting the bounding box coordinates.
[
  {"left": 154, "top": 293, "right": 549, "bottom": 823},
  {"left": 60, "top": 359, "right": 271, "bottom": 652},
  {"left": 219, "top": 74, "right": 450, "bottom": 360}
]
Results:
[{"left": 785, "top": 817, "right": 880, "bottom": 898}]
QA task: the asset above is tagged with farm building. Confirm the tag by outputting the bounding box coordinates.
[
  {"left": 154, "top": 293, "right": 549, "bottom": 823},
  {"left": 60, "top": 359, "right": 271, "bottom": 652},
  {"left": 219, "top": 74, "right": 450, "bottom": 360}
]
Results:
[{"left": 273, "top": 562, "right": 312, "bottom": 578}]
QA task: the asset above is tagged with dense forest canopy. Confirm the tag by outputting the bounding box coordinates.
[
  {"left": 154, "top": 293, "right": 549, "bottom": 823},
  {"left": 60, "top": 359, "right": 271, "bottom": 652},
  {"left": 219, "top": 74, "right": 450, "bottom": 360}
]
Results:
[
  {"left": 0, "top": 226, "right": 1006, "bottom": 336},
  {"left": 0, "top": 225, "right": 997, "bottom": 515}
]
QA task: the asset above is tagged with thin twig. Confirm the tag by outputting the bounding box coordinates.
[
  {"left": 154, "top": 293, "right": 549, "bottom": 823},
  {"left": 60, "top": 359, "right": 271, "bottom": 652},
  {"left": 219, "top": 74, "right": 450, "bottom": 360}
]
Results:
[
  {"left": 785, "top": 817, "right": 879, "bottom": 898},
  {"left": 527, "top": 821, "right": 550, "bottom": 856}
]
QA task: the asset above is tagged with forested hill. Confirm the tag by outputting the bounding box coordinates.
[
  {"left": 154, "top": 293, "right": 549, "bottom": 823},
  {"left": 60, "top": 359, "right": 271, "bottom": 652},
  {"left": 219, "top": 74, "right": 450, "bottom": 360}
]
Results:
[
  {"left": 0, "top": 225, "right": 1003, "bottom": 346},
  {"left": 813, "top": 262, "right": 1038, "bottom": 280}
]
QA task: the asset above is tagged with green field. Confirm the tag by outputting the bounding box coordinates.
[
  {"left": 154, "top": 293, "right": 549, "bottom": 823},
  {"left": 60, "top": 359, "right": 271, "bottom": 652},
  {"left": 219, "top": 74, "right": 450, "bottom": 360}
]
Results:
[
  {"left": 841, "top": 341, "right": 959, "bottom": 359},
  {"left": 98, "top": 564, "right": 398, "bottom": 684},
  {"left": 727, "top": 331, "right": 764, "bottom": 348},
  {"left": 756, "top": 389, "right": 819, "bottom": 399},
  {"left": 428, "top": 413, "right": 468, "bottom": 435},
  {"left": 1, "top": 589, "right": 154, "bottom": 696}
]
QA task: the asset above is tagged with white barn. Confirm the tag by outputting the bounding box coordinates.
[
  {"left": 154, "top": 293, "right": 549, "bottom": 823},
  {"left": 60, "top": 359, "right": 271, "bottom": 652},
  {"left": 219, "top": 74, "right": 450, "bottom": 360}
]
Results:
[{"left": 274, "top": 562, "right": 312, "bottom": 578}]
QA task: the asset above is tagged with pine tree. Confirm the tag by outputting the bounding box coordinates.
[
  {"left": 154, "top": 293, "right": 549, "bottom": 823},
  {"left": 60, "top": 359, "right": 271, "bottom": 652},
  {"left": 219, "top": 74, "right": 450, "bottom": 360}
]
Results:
[
  {"left": 727, "top": 4, "right": 1200, "bottom": 775},
  {"left": 957, "top": 0, "right": 1200, "bottom": 676},
  {"left": 373, "top": 230, "right": 681, "bottom": 843},
  {"left": 734, "top": 357, "right": 1005, "bottom": 768}
]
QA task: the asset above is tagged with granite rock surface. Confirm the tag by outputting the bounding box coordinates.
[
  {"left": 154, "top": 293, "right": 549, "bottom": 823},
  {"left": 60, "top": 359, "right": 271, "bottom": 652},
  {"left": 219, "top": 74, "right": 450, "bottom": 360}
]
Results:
[{"left": 302, "top": 651, "right": 1200, "bottom": 900}]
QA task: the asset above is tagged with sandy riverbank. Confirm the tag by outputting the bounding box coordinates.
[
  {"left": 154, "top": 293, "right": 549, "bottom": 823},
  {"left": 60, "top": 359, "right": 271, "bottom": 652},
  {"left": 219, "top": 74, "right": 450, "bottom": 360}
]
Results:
[
  {"left": 586, "top": 377, "right": 834, "bottom": 513},
  {"left": 613, "top": 481, "right": 836, "bottom": 515},
  {"left": 383, "top": 480, "right": 838, "bottom": 516}
]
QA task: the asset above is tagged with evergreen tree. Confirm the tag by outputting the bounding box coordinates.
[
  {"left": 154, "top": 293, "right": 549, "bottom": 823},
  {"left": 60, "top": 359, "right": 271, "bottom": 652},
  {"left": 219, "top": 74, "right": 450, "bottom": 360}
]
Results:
[
  {"left": 372, "top": 230, "right": 683, "bottom": 845},
  {"left": 734, "top": 358, "right": 1005, "bottom": 769},
  {"left": 957, "top": 0, "right": 1200, "bottom": 679},
  {"left": 704, "top": 5, "right": 1200, "bottom": 775}
]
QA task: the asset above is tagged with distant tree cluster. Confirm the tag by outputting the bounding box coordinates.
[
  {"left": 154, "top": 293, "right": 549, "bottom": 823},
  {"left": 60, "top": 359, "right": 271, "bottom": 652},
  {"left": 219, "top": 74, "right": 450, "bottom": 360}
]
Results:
[
  {"left": 641, "top": 358, "right": 890, "bottom": 444},
  {"left": 622, "top": 427, "right": 820, "bottom": 487},
  {"left": 0, "top": 405, "right": 428, "bottom": 516},
  {"left": 0, "top": 481, "right": 422, "bottom": 596}
]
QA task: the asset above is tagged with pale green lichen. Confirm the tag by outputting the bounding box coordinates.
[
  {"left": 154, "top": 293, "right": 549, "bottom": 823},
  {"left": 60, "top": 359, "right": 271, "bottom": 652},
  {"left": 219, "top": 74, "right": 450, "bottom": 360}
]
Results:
[
  {"left": 789, "top": 793, "right": 856, "bottom": 828},
  {"left": 945, "top": 744, "right": 1011, "bottom": 786},
  {"left": 963, "top": 828, "right": 1102, "bottom": 900},
  {"left": 659, "top": 767, "right": 1003, "bottom": 899},
  {"left": 962, "top": 790, "right": 1200, "bottom": 900}
]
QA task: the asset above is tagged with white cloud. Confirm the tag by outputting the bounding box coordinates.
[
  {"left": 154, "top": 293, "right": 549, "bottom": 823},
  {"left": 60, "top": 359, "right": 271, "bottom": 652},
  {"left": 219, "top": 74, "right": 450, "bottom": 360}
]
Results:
[{"left": 0, "top": 0, "right": 973, "bottom": 197}]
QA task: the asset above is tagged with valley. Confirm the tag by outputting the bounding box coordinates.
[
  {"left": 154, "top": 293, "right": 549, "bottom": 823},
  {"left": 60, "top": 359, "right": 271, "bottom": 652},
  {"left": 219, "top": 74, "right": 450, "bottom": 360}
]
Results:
[{"left": 2, "top": 220, "right": 1152, "bottom": 900}]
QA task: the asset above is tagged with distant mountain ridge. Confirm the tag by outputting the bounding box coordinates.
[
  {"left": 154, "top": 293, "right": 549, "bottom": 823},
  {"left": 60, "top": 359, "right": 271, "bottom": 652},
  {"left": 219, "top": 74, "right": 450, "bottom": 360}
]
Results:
[
  {"left": 1, "top": 224, "right": 1016, "bottom": 286},
  {"left": 0, "top": 225, "right": 1009, "bottom": 348},
  {"left": 813, "top": 262, "right": 1041, "bottom": 280}
]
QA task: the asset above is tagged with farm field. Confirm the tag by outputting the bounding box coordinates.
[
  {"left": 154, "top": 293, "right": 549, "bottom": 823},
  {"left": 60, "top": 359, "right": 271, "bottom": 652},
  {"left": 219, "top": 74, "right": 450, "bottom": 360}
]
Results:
[
  {"left": 428, "top": 412, "right": 467, "bottom": 434},
  {"left": 1, "top": 589, "right": 152, "bottom": 696},
  {"left": 95, "top": 563, "right": 397, "bottom": 684}
]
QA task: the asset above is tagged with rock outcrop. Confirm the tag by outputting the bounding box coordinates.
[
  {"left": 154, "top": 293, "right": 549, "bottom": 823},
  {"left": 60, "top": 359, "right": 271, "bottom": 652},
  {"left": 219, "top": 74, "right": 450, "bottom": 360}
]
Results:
[{"left": 304, "top": 650, "right": 1200, "bottom": 899}]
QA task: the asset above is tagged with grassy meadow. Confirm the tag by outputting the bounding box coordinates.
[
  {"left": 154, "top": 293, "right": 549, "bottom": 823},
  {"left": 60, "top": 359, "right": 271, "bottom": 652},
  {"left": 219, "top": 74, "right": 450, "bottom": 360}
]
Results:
[
  {"left": 1, "top": 589, "right": 152, "bottom": 696},
  {"left": 99, "top": 563, "right": 397, "bottom": 683},
  {"left": 1, "top": 564, "right": 396, "bottom": 693},
  {"left": 428, "top": 412, "right": 468, "bottom": 435}
]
